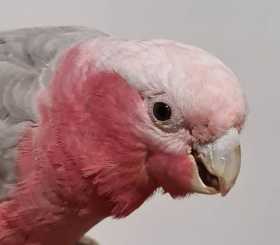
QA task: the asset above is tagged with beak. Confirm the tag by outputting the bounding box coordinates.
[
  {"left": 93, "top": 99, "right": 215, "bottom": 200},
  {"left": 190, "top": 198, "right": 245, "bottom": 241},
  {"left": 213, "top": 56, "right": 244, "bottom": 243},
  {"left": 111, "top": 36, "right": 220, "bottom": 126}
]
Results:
[{"left": 189, "top": 128, "right": 241, "bottom": 196}]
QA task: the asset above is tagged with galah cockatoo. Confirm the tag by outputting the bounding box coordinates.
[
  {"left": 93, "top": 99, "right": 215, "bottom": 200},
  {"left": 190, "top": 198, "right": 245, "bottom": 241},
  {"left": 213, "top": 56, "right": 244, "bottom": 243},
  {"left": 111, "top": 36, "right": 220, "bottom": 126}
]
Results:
[{"left": 0, "top": 26, "right": 247, "bottom": 245}]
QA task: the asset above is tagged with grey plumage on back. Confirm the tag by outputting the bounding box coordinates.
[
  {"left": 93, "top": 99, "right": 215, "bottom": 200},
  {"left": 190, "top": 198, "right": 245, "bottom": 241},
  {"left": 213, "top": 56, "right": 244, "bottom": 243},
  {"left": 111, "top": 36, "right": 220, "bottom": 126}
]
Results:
[{"left": 0, "top": 26, "right": 107, "bottom": 199}]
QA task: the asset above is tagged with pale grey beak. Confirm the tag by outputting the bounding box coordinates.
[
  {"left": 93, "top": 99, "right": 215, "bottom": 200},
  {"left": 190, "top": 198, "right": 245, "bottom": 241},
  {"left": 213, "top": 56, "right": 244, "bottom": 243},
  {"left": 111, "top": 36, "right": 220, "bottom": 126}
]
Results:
[{"left": 189, "top": 128, "right": 241, "bottom": 196}]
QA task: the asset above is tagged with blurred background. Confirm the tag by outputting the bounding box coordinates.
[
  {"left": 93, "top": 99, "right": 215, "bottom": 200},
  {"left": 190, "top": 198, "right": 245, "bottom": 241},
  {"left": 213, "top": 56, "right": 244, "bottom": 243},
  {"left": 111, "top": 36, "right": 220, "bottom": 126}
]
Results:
[{"left": 1, "top": 1, "right": 278, "bottom": 244}]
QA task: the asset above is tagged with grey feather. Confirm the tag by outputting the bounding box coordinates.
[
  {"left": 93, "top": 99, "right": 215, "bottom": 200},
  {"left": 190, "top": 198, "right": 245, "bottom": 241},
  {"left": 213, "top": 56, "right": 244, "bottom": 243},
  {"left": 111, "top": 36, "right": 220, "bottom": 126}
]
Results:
[{"left": 0, "top": 26, "right": 107, "bottom": 200}]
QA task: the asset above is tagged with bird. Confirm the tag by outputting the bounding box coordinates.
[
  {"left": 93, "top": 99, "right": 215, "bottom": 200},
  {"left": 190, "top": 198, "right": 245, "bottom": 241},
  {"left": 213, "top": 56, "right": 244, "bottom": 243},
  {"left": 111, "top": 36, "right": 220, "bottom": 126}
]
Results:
[{"left": 0, "top": 26, "right": 247, "bottom": 245}]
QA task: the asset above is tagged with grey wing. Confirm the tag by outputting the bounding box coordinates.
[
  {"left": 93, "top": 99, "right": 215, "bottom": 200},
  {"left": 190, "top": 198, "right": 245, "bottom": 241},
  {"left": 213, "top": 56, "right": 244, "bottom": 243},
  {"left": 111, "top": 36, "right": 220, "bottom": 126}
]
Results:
[{"left": 0, "top": 26, "right": 107, "bottom": 199}]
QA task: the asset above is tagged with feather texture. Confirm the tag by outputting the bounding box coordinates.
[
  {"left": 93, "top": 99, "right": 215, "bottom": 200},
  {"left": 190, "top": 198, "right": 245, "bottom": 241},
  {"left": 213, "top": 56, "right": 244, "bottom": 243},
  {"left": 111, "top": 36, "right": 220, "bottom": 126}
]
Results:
[
  {"left": 0, "top": 26, "right": 247, "bottom": 245},
  {"left": 0, "top": 26, "right": 107, "bottom": 200}
]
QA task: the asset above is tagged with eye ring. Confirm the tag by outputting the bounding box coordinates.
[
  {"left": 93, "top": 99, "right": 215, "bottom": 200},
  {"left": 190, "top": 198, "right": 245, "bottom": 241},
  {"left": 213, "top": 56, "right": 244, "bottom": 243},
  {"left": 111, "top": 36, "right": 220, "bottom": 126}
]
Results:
[{"left": 153, "top": 102, "right": 172, "bottom": 121}]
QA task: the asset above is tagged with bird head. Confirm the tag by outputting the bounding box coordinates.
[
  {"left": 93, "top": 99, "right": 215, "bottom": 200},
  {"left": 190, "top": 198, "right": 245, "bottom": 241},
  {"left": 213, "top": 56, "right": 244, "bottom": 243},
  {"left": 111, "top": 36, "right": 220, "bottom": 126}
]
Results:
[{"left": 47, "top": 38, "right": 247, "bottom": 217}]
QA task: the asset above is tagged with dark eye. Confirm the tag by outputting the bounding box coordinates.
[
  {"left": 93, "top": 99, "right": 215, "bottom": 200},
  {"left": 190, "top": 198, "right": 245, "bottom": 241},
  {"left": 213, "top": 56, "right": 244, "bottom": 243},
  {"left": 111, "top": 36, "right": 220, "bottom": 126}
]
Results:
[{"left": 153, "top": 102, "right": 172, "bottom": 121}]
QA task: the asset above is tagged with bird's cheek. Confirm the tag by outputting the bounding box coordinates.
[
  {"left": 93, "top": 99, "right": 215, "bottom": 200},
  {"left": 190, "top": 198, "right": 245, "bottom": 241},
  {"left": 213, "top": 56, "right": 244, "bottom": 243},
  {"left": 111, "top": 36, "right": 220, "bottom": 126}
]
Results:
[{"left": 145, "top": 152, "right": 194, "bottom": 197}]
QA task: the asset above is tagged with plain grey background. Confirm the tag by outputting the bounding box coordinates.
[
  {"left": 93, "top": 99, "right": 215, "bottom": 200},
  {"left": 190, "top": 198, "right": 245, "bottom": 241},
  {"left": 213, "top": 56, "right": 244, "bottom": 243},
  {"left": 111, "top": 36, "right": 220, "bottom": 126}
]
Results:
[{"left": 1, "top": 1, "right": 278, "bottom": 244}]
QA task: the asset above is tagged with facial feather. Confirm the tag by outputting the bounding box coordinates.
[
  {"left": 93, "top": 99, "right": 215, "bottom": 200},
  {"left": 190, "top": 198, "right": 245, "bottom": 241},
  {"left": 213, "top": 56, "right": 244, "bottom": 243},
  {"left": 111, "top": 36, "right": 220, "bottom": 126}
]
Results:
[
  {"left": 0, "top": 27, "right": 247, "bottom": 245},
  {"left": 78, "top": 38, "right": 246, "bottom": 144},
  {"left": 15, "top": 37, "right": 247, "bottom": 222},
  {"left": 44, "top": 38, "right": 244, "bottom": 207}
]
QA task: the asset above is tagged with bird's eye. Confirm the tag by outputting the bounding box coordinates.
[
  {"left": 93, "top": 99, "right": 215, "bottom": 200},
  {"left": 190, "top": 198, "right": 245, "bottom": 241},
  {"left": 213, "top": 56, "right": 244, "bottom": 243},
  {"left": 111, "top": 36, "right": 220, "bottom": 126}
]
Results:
[
  {"left": 153, "top": 102, "right": 172, "bottom": 121},
  {"left": 146, "top": 94, "right": 183, "bottom": 132}
]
